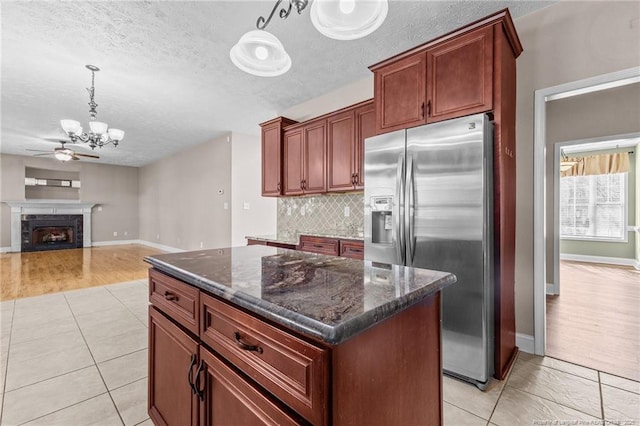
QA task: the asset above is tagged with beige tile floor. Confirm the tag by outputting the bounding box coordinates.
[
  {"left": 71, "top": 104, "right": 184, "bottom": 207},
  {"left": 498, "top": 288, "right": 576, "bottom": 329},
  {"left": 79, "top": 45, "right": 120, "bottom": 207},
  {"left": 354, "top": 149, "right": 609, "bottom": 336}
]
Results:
[{"left": 0, "top": 280, "right": 639, "bottom": 425}]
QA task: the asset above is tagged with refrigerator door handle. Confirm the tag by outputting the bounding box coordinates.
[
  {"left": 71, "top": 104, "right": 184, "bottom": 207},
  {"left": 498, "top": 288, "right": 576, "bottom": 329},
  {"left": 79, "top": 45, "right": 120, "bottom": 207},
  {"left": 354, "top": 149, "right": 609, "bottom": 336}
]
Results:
[
  {"left": 395, "top": 154, "right": 405, "bottom": 265},
  {"left": 405, "top": 155, "right": 416, "bottom": 264}
]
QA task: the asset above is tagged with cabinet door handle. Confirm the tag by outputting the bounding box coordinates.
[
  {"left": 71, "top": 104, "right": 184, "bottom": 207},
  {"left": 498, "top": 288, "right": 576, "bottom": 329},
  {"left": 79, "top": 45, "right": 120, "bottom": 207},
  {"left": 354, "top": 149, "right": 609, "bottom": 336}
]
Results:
[
  {"left": 234, "top": 332, "right": 264, "bottom": 354},
  {"left": 426, "top": 100, "right": 431, "bottom": 116},
  {"left": 187, "top": 354, "right": 197, "bottom": 395},
  {"left": 164, "top": 291, "right": 178, "bottom": 301},
  {"left": 277, "top": 181, "right": 281, "bottom": 192},
  {"left": 353, "top": 173, "right": 358, "bottom": 185},
  {"left": 194, "top": 360, "right": 205, "bottom": 401},
  {"left": 421, "top": 101, "right": 425, "bottom": 118}
]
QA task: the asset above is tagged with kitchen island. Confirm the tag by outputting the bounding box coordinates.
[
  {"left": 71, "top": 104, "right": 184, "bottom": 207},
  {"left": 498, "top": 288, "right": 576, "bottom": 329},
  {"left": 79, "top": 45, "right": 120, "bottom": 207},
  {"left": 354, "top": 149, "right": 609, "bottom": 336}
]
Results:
[{"left": 145, "top": 245, "right": 455, "bottom": 425}]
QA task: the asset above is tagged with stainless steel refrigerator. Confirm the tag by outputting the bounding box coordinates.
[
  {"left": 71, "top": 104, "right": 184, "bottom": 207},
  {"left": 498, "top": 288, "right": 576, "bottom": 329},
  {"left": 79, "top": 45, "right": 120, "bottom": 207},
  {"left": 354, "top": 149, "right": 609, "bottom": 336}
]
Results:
[{"left": 364, "top": 113, "right": 494, "bottom": 389}]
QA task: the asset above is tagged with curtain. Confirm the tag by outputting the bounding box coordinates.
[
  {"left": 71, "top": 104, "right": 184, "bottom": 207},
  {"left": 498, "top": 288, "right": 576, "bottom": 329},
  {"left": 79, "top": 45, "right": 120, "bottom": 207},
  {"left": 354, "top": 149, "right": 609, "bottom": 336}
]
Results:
[{"left": 560, "top": 152, "right": 630, "bottom": 177}]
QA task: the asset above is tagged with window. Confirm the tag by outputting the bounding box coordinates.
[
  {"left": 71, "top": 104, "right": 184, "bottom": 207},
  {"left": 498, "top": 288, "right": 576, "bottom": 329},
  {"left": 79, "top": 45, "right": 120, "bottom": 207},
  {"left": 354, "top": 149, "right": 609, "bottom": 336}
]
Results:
[{"left": 560, "top": 173, "right": 627, "bottom": 241}]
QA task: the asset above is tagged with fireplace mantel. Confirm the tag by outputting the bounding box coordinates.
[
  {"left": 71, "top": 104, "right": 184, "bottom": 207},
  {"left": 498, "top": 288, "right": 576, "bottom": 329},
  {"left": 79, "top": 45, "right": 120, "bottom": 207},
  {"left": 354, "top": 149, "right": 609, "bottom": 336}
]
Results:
[{"left": 3, "top": 200, "right": 96, "bottom": 252}]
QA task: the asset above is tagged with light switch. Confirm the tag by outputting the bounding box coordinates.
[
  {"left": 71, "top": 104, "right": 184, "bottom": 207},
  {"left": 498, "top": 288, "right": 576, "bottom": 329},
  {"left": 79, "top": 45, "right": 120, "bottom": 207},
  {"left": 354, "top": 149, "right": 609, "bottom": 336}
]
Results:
[
  {"left": 344, "top": 206, "right": 350, "bottom": 217},
  {"left": 301, "top": 206, "right": 306, "bottom": 216},
  {"left": 243, "top": 202, "right": 250, "bottom": 210},
  {"left": 287, "top": 207, "right": 292, "bottom": 216},
  {"left": 223, "top": 202, "right": 229, "bottom": 210}
]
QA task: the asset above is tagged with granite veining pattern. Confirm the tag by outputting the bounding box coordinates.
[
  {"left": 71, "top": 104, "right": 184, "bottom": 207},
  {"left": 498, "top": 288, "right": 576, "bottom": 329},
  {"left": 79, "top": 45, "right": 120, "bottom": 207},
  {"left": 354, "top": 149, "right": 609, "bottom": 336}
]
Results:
[{"left": 145, "top": 245, "right": 455, "bottom": 345}]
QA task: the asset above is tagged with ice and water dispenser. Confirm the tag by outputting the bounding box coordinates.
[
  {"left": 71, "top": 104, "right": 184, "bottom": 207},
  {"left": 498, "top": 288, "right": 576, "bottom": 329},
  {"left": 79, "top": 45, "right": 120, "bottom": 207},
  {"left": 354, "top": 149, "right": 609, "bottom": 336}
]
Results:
[{"left": 370, "top": 196, "right": 393, "bottom": 245}]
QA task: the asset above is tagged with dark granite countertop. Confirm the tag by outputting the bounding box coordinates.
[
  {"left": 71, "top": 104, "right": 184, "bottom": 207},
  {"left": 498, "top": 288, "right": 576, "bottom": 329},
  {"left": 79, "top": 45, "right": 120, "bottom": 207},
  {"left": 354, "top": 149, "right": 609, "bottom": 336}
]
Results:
[
  {"left": 145, "top": 245, "right": 455, "bottom": 345},
  {"left": 246, "top": 231, "right": 364, "bottom": 246}
]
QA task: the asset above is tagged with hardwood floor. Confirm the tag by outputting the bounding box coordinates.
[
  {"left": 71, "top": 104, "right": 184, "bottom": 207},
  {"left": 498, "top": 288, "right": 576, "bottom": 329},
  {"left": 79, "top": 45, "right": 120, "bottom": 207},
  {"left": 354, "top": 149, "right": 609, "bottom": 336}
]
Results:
[
  {"left": 546, "top": 260, "right": 640, "bottom": 381},
  {"left": 0, "top": 244, "right": 162, "bottom": 301}
]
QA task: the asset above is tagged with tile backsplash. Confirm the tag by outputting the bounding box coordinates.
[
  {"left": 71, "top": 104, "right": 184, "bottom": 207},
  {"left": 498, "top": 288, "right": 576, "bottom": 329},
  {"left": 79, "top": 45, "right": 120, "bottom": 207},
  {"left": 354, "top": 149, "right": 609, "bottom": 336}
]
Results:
[{"left": 277, "top": 193, "right": 364, "bottom": 237}]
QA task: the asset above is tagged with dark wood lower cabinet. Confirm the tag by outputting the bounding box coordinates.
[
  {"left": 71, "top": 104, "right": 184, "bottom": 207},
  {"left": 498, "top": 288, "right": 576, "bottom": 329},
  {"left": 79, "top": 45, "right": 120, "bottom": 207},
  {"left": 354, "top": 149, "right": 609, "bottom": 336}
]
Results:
[
  {"left": 150, "top": 268, "right": 443, "bottom": 426},
  {"left": 149, "top": 306, "right": 199, "bottom": 426},
  {"left": 199, "top": 348, "right": 301, "bottom": 426}
]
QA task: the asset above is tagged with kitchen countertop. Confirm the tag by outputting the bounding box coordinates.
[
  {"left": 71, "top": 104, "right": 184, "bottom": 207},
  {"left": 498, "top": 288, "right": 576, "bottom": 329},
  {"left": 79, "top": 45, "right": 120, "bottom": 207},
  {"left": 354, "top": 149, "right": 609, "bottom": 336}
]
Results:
[
  {"left": 145, "top": 245, "right": 455, "bottom": 345},
  {"left": 246, "top": 231, "right": 364, "bottom": 246}
]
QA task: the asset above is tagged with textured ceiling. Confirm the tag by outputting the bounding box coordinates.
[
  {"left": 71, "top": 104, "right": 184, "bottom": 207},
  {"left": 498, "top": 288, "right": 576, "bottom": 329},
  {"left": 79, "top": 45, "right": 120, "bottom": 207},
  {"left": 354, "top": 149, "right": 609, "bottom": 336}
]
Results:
[{"left": 1, "top": 1, "right": 553, "bottom": 167}]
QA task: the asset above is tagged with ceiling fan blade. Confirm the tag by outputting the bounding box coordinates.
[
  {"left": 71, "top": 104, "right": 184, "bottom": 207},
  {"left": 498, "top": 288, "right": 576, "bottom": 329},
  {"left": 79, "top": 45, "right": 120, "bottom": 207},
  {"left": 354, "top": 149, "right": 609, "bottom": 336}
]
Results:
[
  {"left": 32, "top": 153, "right": 53, "bottom": 157},
  {"left": 43, "top": 137, "right": 72, "bottom": 143},
  {"left": 72, "top": 156, "right": 81, "bottom": 161},
  {"left": 73, "top": 152, "right": 100, "bottom": 159},
  {"left": 25, "top": 149, "right": 50, "bottom": 153}
]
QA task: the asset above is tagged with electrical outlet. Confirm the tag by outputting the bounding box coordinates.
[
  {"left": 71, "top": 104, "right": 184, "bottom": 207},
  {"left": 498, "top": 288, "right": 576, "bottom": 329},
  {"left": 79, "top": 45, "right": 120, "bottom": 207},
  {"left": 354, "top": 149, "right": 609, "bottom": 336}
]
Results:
[
  {"left": 156, "top": 234, "right": 160, "bottom": 239},
  {"left": 287, "top": 207, "right": 292, "bottom": 216},
  {"left": 344, "top": 206, "right": 350, "bottom": 217},
  {"left": 124, "top": 231, "right": 128, "bottom": 236},
  {"left": 300, "top": 206, "right": 306, "bottom": 216},
  {"left": 113, "top": 231, "right": 118, "bottom": 237},
  {"left": 243, "top": 202, "right": 250, "bottom": 210},
  {"left": 200, "top": 242, "right": 204, "bottom": 249},
  {"left": 98, "top": 206, "right": 103, "bottom": 212},
  {"left": 224, "top": 202, "right": 229, "bottom": 210}
]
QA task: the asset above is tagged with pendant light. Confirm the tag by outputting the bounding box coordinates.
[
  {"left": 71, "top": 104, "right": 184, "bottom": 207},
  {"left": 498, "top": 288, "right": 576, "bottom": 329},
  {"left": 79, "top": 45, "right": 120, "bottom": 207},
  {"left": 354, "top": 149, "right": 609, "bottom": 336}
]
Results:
[
  {"left": 230, "top": 30, "right": 291, "bottom": 77},
  {"left": 311, "top": 0, "right": 388, "bottom": 40},
  {"left": 230, "top": 0, "right": 388, "bottom": 77}
]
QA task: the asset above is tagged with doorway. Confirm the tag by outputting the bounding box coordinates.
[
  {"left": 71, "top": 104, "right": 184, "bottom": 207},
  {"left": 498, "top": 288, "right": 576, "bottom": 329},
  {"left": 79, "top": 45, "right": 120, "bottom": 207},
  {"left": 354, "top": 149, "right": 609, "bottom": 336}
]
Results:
[
  {"left": 546, "top": 135, "right": 639, "bottom": 380},
  {"left": 533, "top": 67, "right": 640, "bottom": 361}
]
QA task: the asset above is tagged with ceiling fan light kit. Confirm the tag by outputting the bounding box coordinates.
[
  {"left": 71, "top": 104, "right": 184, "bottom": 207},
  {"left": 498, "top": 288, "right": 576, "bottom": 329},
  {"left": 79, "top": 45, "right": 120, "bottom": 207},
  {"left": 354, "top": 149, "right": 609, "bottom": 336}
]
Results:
[
  {"left": 231, "top": 0, "right": 388, "bottom": 77},
  {"left": 60, "top": 65, "right": 125, "bottom": 149}
]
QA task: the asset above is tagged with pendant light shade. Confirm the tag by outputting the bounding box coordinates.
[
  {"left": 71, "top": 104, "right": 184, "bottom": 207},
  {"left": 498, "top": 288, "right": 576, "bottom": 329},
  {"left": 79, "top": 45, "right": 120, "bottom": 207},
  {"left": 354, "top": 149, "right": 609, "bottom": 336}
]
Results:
[
  {"left": 310, "top": 0, "right": 388, "bottom": 40},
  {"left": 230, "top": 30, "right": 292, "bottom": 77}
]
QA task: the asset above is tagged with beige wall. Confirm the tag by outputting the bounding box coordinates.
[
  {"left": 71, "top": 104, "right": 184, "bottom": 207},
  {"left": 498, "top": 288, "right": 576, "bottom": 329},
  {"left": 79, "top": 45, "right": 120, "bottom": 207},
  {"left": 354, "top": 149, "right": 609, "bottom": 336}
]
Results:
[
  {"left": 230, "top": 132, "right": 276, "bottom": 246},
  {"left": 515, "top": 1, "right": 640, "bottom": 335},
  {"left": 275, "top": 1, "right": 640, "bottom": 338},
  {"left": 0, "top": 154, "right": 139, "bottom": 247},
  {"left": 138, "top": 134, "right": 232, "bottom": 251}
]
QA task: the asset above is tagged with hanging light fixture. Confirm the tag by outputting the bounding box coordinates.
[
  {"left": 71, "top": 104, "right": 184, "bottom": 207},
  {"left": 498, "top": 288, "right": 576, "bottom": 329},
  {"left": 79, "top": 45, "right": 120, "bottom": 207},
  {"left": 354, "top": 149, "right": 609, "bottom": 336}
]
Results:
[
  {"left": 311, "top": 0, "right": 388, "bottom": 40},
  {"left": 230, "top": 0, "right": 388, "bottom": 77},
  {"left": 60, "top": 65, "right": 125, "bottom": 149}
]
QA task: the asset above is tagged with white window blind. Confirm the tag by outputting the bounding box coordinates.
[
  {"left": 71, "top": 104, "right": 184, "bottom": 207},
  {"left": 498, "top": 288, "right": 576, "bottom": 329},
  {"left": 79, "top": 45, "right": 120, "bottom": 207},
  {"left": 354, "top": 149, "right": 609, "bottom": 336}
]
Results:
[{"left": 560, "top": 173, "right": 626, "bottom": 241}]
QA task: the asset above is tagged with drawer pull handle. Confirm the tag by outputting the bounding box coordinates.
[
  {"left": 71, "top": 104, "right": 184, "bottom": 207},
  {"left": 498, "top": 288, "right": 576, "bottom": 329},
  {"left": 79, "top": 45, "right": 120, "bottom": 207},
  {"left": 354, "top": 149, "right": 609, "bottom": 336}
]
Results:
[
  {"left": 164, "top": 291, "right": 178, "bottom": 301},
  {"left": 312, "top": 244, "right": 325, "bottom": 248},
  {"left": 187, "top": 354, "right": 197, "bottom": 395},
  {"left": 234, "top": 332, "right": 263, "bottom": 354}
]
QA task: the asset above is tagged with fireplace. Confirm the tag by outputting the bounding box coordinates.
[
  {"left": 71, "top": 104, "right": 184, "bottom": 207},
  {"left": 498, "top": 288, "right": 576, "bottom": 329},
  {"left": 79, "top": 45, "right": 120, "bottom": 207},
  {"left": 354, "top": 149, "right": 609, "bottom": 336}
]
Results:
[{"left": 21, "top": 215, "right": 83, "bottom": 252}]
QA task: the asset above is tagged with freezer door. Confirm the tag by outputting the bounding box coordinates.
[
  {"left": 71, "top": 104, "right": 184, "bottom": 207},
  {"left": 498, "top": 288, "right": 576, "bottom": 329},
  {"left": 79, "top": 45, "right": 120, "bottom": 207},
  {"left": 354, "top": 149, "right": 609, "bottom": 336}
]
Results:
[
  {"left": 406, "top": 114, "right": 493, "bottom": 386},
  {"left": 364, "top": 129, "right": 406, "bottom": 266}
]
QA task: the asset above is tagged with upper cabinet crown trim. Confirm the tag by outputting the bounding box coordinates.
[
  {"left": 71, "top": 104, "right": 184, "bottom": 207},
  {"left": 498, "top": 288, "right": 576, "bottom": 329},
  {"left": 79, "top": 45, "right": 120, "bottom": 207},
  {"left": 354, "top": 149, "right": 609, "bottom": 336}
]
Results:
[{"left": 369, "top": 8, "right": 522, "bottom": 72}]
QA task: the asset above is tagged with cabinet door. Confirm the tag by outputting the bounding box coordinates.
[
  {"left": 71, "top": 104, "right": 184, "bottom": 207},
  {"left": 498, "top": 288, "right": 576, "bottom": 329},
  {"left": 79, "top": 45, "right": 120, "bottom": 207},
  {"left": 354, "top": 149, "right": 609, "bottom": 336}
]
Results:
[
  {"left": 282, "top": 128, "right": 304, "bottom": 196},
  {"left": 149, "top": 306, "right": 199, "bottom": 426},
  {"left": 199, "top": 348, "right": 300, "bottom": 426},
  {"left": 327, "top": 110, "right": 356, "bottom": 192},
  {"left": 374, "top": 52, "right": 427, "bottom": 134},
  {"left": 354, "top": 102, "right": 375, "bottom": 189},
  {"left": 261, "top": 124, "right": 282, "bottom": 196},
  {"left": 303, "top": 120, "right": 327, "bottom": 194},
  {"left": 426, "top": 25, "right": 493, "bottom": 123}
]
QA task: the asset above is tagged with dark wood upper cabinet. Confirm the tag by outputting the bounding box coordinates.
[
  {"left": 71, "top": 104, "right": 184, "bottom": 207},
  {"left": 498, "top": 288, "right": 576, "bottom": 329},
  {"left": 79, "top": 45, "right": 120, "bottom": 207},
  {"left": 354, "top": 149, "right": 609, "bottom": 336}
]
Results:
[
  {"left": 260, "top": 117, "right": 298, "bottom": 197},
  {"left": 354, "top": 101, "right": 375, "bottom": 189},
  {"left": 373, "top": 53, "right": 427, "bottom": 134},
  {"left": 303, "top": 119, "right": 327, "bottom": 194},
  {"left": 426, "top": 25, "right": 494, "bottom": 123},
  {"left": 327, "top": 110, "right": 356, "bottom": 192},
  {"left": 282, "top": 127, "right": 304, "bottom": 196}
]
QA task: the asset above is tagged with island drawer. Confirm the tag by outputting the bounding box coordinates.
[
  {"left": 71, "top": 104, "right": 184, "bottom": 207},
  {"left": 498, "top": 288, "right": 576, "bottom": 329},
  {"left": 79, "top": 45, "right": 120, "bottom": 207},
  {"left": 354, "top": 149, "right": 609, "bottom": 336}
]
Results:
[
  {"left": 149, "top": 268, "right": 200, "bottom": 335},
  {"left": 200, "top": 293, "right": 328, "bottom": 426},
  {"left": 339, "top": 240, "right": 364, "bottom": 259},
  {"left": 297, "top": 235, "right": 339, "bottom": 256}
]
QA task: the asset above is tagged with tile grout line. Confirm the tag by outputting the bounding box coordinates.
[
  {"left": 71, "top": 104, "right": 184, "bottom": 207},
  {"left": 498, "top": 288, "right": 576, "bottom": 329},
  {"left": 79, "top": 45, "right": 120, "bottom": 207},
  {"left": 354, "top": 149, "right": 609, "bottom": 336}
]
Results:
[
  {"left": 63, "top": 290, "right": 126, "bottom": 426},
  {"left": 502, "top": 384, "right": 602, "bottom": 420},
  {"left": 518, "top": 354, "right": 601, "bottom": 384},
  {"left": 14, "top": 392, "right": 113, "bottom": 426},
  {"left": 0, "top": 299, "right": 16, "bottom": 426},
  {"left": 104, "top": 282, "right": 148, "bottom": 329},
  {"left": 597, "top": 371, "right": 605, "bottom": 421}
]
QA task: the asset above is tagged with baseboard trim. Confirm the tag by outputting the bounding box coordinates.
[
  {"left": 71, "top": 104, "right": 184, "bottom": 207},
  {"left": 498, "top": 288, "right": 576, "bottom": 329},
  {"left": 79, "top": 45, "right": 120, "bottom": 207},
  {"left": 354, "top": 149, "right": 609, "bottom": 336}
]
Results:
[
  {"left": 135, "top": 240, "right": 184, "bottom": 253},
  {"left": 560, "top": 253, "right": 636, "bottom": 267},
  {"left": 0, "top": 246, "right": 12, "bottom": 253},
  {"left": 634, "top": 260, "right": 640, "bottom": 271},
  {"left": 546, "top": 282, "right": 557, "bottom": 295},
  {"left": 516, "top": 333, "right": 535, "bottom": 355},
  {"left": 91, "top": 240, "right": 140, "bottom": 247}
]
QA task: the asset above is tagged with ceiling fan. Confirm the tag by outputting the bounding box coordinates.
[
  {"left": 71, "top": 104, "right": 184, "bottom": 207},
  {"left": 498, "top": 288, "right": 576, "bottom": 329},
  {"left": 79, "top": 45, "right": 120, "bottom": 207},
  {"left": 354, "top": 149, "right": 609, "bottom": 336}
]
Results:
[{"left": 26, "top": 140, "right": 100, "bottom": 162}]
